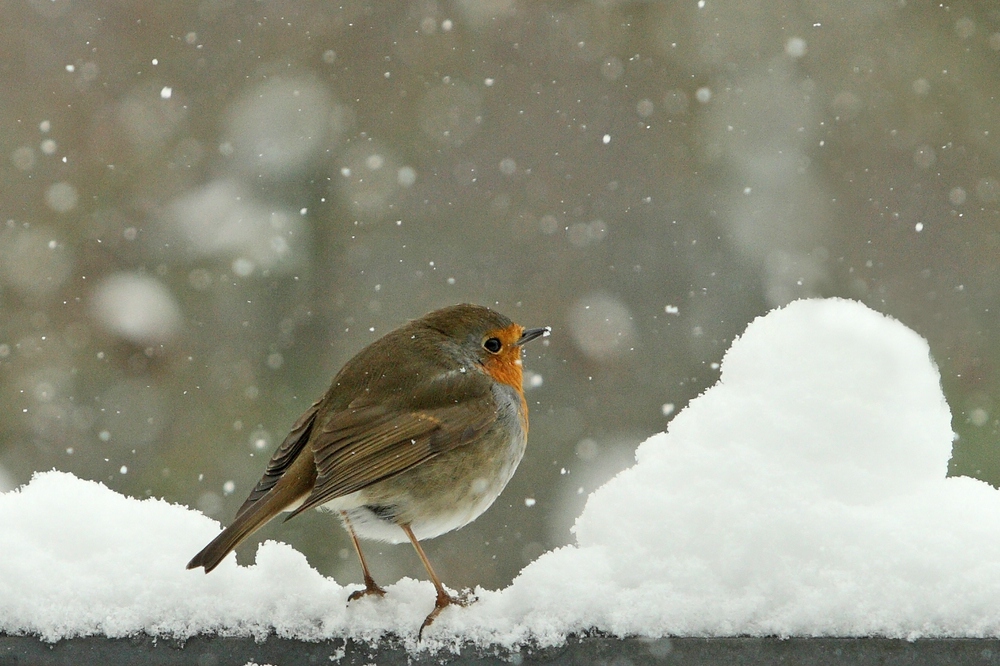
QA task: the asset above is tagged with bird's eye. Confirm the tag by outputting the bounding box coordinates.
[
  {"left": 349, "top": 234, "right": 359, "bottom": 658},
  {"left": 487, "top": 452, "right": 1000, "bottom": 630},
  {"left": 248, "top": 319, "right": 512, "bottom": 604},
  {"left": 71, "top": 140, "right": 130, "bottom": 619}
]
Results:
[{"left": 483, "top": 337, "right": 502, "bottom": 353}]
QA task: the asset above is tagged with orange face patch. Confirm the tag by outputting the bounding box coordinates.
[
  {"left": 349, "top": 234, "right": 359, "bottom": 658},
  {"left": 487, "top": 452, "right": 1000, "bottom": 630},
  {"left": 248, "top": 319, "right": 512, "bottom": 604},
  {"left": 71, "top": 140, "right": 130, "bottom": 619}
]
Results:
[
  {"left": 481, "top": 322, "right": 530, "bottom": 433},
  {"left": 480, "top": 323, "right": 526, "bottom": 392}
]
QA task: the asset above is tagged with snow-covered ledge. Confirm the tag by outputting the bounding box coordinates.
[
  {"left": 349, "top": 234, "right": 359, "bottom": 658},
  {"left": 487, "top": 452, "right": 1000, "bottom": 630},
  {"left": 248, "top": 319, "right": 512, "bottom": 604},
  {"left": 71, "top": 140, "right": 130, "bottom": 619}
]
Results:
[
  {"left": 4, "top": 299, "right": 1000, "bottom": 659},
  {"left": 4, "top": 634, "right": 1000, "bottom": 665}
]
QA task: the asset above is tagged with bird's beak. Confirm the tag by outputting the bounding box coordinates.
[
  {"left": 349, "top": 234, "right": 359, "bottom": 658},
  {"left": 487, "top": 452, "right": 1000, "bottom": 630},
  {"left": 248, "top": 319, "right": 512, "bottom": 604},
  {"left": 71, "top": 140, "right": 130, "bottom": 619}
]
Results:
[{"left": 516, "top": 326, "right": 551, "bottom": 346}]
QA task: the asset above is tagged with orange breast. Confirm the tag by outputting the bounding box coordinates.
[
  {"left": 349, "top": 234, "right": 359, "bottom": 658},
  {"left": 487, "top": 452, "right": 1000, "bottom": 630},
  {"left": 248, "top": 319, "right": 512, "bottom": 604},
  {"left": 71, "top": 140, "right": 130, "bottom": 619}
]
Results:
[{"left": 481, "top": 323, "right": 530, "bottom": 433}]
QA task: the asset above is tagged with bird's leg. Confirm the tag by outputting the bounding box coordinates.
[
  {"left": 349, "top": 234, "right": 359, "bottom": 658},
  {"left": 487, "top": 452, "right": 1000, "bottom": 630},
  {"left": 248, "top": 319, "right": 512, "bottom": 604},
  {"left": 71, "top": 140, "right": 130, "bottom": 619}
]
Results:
[
  {"left": 342, "top": 512, "right": 386, "bottom": 601},
  {"left": 401, "top": 523, "right": 474, "bottom": 638}
]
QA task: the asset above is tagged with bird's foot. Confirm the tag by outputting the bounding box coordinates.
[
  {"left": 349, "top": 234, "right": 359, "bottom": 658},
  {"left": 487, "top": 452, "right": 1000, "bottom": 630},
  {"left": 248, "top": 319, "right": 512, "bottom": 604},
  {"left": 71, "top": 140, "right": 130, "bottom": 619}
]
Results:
[
  {"left": 452, "top": 588, "right": 476, "bottom": 607},
  {"left": 347, "top": 575, "right": 386, "bottom": 602},
  {"left": 418, "top": 588, "right": 476, "bottom": 639}
]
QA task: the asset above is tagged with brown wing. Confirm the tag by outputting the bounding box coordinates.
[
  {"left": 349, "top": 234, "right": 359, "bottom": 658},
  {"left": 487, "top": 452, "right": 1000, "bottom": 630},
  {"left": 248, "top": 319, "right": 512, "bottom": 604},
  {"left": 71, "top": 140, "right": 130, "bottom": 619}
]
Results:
[
  {"left": 287, "top": 392, "right": 498, "bottom": 518},
  {"left": 234, "top": 398, "right": 322, "bottom": 520}
]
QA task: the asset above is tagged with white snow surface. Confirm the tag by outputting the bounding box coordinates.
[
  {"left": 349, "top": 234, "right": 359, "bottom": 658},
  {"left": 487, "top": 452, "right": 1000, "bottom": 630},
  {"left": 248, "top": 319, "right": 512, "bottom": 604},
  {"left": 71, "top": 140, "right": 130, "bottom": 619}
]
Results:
[{"left": 4, "top": 298, "right": 1000, "bottom": 647}]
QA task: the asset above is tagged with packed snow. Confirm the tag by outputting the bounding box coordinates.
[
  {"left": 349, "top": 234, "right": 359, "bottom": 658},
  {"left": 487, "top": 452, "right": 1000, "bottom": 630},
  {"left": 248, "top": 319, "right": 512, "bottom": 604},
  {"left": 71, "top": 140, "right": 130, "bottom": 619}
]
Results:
[{"left": 3, "top": 298, "right": 1000, "bottom": 648}]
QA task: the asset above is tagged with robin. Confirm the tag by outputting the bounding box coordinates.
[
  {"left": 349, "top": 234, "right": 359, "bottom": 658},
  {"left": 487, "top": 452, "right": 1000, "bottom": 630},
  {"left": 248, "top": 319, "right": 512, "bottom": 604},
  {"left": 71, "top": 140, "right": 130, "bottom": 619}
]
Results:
[{"left": 187, "top": 303, "right": 549, "bottom": 635}]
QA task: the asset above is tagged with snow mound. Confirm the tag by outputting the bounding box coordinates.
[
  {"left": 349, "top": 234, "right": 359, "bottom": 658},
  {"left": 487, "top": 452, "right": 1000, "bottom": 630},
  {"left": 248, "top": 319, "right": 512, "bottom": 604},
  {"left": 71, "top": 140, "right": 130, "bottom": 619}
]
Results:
[
  {"left": 4, "top": 298, "right": 1000, "bottom": 646},
  {"left": 495, "top": 298, "right": 998, "bottom": 640}
]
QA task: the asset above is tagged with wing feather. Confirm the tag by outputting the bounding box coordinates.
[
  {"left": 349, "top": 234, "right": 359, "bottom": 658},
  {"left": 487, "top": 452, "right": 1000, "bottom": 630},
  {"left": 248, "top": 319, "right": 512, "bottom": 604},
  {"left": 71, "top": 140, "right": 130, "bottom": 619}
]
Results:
[
  {"left": 288, "top": 393, "right": 497, "bottom": 517},
  {"left": 234, "top": 398, "right": 322, "bottom": 520}
]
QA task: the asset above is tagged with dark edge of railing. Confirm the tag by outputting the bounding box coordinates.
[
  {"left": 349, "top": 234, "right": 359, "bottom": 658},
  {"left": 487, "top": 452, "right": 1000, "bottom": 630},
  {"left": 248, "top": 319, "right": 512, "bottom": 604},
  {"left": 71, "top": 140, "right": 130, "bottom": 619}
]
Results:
[{"left": 4, "top": 633, "right": 1000, "bottom": 666}]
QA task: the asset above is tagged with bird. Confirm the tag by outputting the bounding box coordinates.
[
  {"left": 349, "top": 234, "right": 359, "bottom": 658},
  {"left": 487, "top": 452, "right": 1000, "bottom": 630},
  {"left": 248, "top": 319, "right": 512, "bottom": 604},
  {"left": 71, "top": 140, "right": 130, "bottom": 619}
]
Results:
[{"left": 186, "top": 303, "right": 549, "bottom": 635}]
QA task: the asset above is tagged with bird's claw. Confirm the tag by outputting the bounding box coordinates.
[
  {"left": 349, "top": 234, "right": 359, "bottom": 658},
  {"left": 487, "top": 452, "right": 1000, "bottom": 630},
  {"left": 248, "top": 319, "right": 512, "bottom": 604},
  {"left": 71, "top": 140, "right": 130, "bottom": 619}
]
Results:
[
  {"left": 347, "top": 579, "right": 386, "bottom": 602},
  {"left": 417, "top": 588, "right": 477, "bottom": 639},
  {"left": 451, "top": 588, "right": 476, "bottom": 607}
]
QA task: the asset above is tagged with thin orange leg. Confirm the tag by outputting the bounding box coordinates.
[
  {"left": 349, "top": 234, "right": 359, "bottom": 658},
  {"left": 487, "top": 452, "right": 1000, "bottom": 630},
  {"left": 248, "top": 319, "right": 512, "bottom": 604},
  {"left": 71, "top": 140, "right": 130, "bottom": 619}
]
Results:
[
  {"left": 342, "top": 512, "right": 386, "bottom": 601},
  {"left": 401, "top": 523, "right": 473, "bottom": 637}
]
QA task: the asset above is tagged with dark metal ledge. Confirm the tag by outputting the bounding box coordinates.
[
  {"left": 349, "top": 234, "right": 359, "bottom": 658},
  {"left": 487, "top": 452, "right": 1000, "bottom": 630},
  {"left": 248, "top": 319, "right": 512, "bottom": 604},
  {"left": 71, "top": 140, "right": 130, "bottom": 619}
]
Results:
[{"left": 4, "top": 634, "right": 1000, "bottom": 666}]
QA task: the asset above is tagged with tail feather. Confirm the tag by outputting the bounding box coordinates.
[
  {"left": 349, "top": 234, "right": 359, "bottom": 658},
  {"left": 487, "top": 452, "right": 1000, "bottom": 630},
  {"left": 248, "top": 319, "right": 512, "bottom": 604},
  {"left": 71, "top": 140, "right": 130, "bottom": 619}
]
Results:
[
  {"left": 187, "top": 450, "right": 317, "bottom": 572},
  {"left": 187, "top": 495, "right": 284, "bottom": 572}
]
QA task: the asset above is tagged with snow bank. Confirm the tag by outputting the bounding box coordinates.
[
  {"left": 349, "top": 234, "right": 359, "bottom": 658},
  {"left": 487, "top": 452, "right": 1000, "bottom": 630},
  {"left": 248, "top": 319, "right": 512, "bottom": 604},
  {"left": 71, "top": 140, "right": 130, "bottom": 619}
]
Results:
[{"left": 3, "top": 298, "right": 1000, "bottom": 647}]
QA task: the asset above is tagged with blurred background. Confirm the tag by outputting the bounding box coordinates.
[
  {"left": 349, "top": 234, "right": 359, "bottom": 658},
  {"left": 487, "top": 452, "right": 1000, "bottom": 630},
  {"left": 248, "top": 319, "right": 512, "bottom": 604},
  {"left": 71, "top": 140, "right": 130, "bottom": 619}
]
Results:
[{"left": 1, "top": 1, "right": 999, "bottom": 591}]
